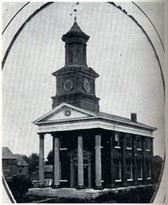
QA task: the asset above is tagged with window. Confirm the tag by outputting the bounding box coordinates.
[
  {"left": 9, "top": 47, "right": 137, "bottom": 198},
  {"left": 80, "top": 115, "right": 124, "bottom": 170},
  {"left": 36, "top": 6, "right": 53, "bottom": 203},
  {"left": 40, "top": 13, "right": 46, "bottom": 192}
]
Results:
[
  {"left": 146, "top": 161, "right": 152, "bottom": 179},
  {"left": 114, "top": 133, "right": 120, "bottom": 148},
  {"left": 74, "top": 45, "right": 82, "bottom": 63},
  {"left": 137, "top": 136, "right": 142, "bottom": 150},
  {"left": 126, "top": 134, "right": 132, "bottom": 149},
  {"left": 126, "top": 160, "right": 133, "bottom": 181},
  {"left": 68, "top": 46, "right": 73, "bottom": 63},
  {"left": 137, "top": 161, "right": 143, "bottom": 180},
  {"left": 114, "top": 159, "right": 122, "bottom": 182},
  {"left": 146, "top": 138, "right": 151, "bottom": 151}
]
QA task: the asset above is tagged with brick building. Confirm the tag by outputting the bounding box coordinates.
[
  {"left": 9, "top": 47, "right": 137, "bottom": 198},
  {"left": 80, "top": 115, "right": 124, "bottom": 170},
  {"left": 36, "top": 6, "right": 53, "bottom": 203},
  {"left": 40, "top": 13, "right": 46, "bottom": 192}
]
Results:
[
  {"left": 33, "top": 20, "right": 156, "bottom": 190},
  {"left": 2, "top": 147, "right": 28, "bottom": 179}
]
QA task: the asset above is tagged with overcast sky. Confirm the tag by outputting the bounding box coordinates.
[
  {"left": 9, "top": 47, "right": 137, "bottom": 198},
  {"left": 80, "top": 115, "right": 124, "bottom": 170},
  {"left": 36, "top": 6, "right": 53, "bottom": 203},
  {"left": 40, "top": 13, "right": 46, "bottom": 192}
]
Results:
[{"left": 2, "top": 2, "right": 165, "bottom": 158}]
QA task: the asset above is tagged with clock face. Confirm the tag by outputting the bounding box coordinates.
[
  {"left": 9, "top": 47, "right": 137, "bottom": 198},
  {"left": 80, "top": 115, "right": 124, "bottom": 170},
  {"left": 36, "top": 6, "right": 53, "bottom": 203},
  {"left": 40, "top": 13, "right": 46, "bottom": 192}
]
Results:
[
  {"left": 63, "top": 79, "right": 73, "bottom": 92},
  {"left": 84, "top": 78, "right": 91, "bottom": 93},
  {"left": 64, "top": 109, "right": 71, "bottom": 116}
]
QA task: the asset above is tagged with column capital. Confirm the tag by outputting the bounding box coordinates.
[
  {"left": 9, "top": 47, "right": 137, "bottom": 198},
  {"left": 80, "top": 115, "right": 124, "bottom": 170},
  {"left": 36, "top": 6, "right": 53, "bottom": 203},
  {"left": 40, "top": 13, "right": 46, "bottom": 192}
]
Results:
[
  {"left": 114, "top": 131, "right": 120, "bottom": 135},
  {"left": 51, "top": 133, "right": 60, "bottom": 138},
  {"left": 38, "top": 133, "right": 45, "bottom": 139}
]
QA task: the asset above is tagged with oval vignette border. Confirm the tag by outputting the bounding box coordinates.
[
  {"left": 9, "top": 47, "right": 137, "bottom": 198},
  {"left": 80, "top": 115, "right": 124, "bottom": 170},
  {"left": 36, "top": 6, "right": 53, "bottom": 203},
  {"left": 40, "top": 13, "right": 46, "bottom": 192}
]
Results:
[{"left": 2, "top": 2, "right": 166, "bottom": 203}]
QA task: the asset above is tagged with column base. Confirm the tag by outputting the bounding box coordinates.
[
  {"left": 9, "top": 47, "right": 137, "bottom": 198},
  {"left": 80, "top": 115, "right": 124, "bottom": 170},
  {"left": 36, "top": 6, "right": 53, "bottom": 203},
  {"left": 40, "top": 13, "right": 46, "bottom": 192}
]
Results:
[
  {"left": 94, "top": 186, "right": 103, "bottom": 190},
  {"left": 76, "top": 185, "right": 85, "bottom": 189},
  {"left": 52, "top": 184, "right": 60, "bottom": 189}
]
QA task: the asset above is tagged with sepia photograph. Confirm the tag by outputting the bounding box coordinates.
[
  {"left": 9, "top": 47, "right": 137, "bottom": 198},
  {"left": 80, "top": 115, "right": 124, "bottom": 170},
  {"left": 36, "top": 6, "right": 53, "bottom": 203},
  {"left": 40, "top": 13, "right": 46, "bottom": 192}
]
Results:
[{"left": 1, "top": 1, "right": 166, "bottom": 203}]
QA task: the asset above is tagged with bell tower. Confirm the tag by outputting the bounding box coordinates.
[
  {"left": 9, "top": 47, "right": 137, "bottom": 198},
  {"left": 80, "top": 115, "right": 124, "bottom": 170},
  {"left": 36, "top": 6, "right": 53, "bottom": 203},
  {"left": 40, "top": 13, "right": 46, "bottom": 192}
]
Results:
[{"left": 52, "top": 19, "right": 100, "bottom": 112}]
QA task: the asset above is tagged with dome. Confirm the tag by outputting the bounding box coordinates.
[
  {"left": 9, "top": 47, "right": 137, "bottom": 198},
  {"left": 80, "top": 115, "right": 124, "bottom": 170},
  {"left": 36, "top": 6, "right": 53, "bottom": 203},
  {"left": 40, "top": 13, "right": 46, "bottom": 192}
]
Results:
[{"left": 62, "top": 21, "right": 89, "bottom": 42}]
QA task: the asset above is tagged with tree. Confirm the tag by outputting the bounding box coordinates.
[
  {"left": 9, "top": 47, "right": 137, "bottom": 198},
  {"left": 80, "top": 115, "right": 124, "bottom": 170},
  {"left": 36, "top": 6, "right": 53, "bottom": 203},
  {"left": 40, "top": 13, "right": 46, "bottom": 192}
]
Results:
[
  {"left": 27, "top": 153, "right": 39, "bottom": 178},
  {"left": 46, "top": 150, "right": 53, "bottom": 165},
  {"left": 22, "top": 154, "right": 29, "bottom": 164},
  {"left": 152, "top": 155, "right": 163, "bottom": 183}
]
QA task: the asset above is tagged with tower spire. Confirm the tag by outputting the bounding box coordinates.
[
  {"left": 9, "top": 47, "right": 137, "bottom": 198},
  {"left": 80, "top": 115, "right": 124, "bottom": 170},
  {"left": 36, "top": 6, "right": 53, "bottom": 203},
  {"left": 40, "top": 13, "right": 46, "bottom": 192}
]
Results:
[{"left": 52, "top": 19, "right": 100, "bottom": 112}]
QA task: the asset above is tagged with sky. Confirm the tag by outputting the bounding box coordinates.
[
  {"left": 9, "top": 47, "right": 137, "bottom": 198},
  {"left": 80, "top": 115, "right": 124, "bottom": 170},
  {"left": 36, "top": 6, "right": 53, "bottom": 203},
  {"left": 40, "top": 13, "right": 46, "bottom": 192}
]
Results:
[{"left": 2, "top": 2, "right": 165, "bottom": 159}]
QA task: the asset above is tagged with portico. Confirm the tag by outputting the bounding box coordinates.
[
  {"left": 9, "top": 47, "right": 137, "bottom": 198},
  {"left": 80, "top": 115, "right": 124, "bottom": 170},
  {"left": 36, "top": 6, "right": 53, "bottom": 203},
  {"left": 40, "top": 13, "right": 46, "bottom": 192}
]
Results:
[
  {"left": 38, "top": 129, "right": 104, "bottom": 189},
  {"left": 34, "top": 103, "right": 156, "bottom": 190}
]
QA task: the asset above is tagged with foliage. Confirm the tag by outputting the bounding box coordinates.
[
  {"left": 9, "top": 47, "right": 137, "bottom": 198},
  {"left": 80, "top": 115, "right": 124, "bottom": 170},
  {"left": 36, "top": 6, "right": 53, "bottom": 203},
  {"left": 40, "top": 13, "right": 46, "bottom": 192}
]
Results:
[
  {"left": 96, "top": 186, "right": 155, "bottom": 203},
  {"left": 152, "top": 155, "right": 163, "bottom": 183},
  {"left": 46, "top": 150, "right": 53, "bottom": 165},
  {"left": 7, "top": 175, "right": 32, "bottom": 202},
  {"left": 22, "top": 154, "right": 29, "bottom": 164},
  {"left": 27, "top": 153, "right": 39, "bottom": 177}
]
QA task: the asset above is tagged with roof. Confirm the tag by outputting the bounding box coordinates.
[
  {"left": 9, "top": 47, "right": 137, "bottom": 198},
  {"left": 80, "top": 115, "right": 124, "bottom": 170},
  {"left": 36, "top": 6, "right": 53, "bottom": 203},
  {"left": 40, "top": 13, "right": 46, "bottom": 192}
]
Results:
[
  {"left": 62, "top": 21, "right": 89, "bottom": 42},
  {"left": 97, "top": 111, "right": 157, "bottom": 131},
  {"left": 2, "top": 147, "right": 16, "bottom": 159},
  {"left": 34, "top": 103, "right": 157, "bottom": 133},
  {"left": 13, "top": 154, "right": 28, "bottom": 166},
  {"left": 52, "top": 65, "right": 99, "bottom": 78}
]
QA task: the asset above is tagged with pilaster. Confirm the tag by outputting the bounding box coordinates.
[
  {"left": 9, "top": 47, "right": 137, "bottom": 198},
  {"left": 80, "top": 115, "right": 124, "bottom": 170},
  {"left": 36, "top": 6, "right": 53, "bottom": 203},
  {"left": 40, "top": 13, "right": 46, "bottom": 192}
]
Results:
[
  {"left": 110, "top": 135, "right": 115, "bottom": 188},
  {"left": 122, "top": 134, "right": 127, "bottom": 186},
  {"left": 142, "top": 137, "right": 147, "bottom": 184},
  {"left": 133, "top": 135, "right": 138, "bottom": 185}
]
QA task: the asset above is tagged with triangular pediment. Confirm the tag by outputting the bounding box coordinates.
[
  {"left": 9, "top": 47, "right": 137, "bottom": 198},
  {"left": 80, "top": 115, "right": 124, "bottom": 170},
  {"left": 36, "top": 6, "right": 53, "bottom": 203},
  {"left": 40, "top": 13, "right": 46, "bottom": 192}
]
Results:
[{"left": 33, "top": 103, "right": 96, "bottom": 125}]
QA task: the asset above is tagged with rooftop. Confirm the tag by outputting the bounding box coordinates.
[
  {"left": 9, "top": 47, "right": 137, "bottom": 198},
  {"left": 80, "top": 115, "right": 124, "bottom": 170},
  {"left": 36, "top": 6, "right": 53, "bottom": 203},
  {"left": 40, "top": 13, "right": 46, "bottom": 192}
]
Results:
[
  {"left": 62, "top": 21, "right": 89, "bottom": 42},
  {"left": 2, "top": 147, "right": 16, "bottom": 159},
  {"left": 34, "top": 103, "right": 157, "bottom": 133},
  {"left": 13, "top": 154, "right": 28, "bottom": 166}
]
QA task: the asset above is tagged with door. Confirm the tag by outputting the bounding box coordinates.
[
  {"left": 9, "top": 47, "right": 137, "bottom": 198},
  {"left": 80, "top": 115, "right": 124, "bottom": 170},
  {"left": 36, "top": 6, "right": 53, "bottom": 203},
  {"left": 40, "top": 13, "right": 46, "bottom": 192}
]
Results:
[{"left": 69, "top": 153, "right": 92, "bottom": 188}]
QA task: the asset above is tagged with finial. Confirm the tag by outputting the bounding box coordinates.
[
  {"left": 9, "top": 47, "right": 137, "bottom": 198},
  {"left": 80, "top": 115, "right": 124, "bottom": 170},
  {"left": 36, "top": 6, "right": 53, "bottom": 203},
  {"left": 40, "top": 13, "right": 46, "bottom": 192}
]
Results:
[
  {"left": 70, "top": 2, "right": 79, "bottom": 22},
  {"left": 74, "top": 9, "right": 77, "bottom": 22}
]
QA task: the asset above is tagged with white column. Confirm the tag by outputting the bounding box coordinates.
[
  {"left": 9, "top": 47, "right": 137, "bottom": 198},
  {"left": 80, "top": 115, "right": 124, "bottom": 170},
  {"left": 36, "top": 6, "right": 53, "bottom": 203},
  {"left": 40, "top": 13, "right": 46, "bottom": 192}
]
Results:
[
  {"left": 53, "top": 136, "right": 60, "bottom": 188},
  {"left": 39, "top": 133, "right": 44, "bottom": 187},
  {"left": 77, "top": 136, "right": 84, "bottom": 188},
  {"left": 95, "top": 134, "right": 102, "bottom": 189}
]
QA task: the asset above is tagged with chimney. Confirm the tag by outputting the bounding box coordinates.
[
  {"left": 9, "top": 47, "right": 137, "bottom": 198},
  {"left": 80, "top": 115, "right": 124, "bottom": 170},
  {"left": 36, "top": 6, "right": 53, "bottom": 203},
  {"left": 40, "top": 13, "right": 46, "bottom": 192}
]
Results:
[{"left": 131, "top": 113, "right": 137, "bottom": 122}]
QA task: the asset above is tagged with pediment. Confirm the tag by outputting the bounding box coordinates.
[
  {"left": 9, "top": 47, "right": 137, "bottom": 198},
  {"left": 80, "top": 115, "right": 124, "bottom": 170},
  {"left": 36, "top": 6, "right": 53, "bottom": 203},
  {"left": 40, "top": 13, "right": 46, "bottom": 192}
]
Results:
[{"left": 33, "top": 103, "right": 96, "bottom": 124}]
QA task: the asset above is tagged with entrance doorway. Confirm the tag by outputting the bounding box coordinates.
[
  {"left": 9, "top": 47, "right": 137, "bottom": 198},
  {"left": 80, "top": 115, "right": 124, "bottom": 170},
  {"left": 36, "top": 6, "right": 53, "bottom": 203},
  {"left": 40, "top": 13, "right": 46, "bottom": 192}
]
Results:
[{"left": 68, "top": 150, "right": 92, "bottom": 188}]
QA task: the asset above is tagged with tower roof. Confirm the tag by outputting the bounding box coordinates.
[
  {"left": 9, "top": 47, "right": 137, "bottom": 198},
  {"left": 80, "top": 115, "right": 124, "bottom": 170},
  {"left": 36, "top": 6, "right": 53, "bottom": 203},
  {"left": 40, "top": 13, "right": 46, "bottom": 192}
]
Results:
[{"left": 62, "top": 21, "right": 89, "bottom": 42}]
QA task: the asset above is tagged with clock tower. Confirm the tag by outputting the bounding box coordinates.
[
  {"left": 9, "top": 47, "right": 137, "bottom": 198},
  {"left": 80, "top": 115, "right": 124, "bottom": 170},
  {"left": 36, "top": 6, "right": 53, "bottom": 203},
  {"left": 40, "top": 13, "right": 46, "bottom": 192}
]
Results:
[{"left": 52, "top": 20, "right": 100, "bottom": 112}]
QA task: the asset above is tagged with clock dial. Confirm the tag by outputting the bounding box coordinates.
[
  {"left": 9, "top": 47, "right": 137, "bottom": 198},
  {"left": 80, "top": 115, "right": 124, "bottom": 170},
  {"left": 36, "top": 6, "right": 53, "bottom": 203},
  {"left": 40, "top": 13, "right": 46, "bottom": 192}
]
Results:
[
  {"left": 84, "top": 78, "right": 91, "bottom": 93},
  {"left": 64, "top": 109, "right": 71, "bottom": 116},
  {"left": 63, "top": 79, "right": 73, "bottom": 92}
]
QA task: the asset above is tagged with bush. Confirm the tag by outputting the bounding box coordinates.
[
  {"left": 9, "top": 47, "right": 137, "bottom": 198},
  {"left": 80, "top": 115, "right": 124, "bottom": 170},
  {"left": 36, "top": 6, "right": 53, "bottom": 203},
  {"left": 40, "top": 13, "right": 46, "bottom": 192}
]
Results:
[{"left": 7, "top": 175, "right": 32, "bottom": 202}]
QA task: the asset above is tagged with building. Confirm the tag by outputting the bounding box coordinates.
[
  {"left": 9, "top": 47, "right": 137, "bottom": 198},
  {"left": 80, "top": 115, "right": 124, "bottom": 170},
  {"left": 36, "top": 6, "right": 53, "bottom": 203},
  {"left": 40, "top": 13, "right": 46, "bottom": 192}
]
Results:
[
  {"left": 13, "top": 154, "right": 29, "bottom": 176},
  {"left": 44, "top": 165, "right": 53, "bottom": 180},
  {"left": 33, "top": 20, "right": 156, "bottom": 190},
  {"left": 2, "top": 147, "right": 28, "bottom": 179},
  {"left": 2, "top": 147, "right": 17, "bottom": 179}
]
